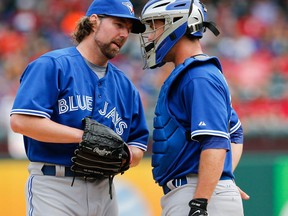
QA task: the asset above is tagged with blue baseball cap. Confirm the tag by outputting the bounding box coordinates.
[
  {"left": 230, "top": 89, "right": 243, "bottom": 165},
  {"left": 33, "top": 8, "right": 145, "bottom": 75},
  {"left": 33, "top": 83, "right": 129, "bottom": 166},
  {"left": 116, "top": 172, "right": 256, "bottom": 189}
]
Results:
[{"left": 86, "top": 0, "right": 145, "bottom": 34}]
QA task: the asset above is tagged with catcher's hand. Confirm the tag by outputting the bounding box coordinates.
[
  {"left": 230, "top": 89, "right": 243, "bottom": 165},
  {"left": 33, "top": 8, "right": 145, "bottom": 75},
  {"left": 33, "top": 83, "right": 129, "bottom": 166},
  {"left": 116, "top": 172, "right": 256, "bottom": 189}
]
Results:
[{"left": 71, "top": 117, "right": 131, "bottom": 178}]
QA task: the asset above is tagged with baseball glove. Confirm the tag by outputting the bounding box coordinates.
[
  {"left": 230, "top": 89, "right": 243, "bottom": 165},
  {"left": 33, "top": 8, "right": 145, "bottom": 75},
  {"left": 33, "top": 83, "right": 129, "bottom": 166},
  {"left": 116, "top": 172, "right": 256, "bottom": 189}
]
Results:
[{"left": 71, "top": 117, "right": 131, "bottom": 198}]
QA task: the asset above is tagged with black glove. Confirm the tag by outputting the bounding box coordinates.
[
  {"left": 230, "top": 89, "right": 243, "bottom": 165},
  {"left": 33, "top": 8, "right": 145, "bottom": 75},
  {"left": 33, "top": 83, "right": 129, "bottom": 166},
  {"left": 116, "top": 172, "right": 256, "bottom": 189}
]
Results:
[
  {"left": 71, "top": 117, "right": 131, "bottom": 199},
  {"left": 71, "top": 117, "right": 131, "bottom": 178},
  {"left": 188, "top": 198, "right": 208, "bottom": 216}
]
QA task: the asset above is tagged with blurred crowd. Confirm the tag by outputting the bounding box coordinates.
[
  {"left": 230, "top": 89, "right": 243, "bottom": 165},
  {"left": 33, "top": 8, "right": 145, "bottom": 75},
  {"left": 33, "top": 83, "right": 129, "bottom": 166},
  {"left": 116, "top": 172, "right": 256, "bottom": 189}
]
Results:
[{"left": 0, "top": 0, "right": 288, "bottom": 155}]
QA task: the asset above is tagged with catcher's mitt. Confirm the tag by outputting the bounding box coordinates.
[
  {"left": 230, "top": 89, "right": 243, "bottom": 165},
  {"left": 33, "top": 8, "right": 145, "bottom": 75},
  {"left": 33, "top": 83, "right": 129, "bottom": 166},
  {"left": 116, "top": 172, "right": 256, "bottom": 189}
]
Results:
[{"left": 71, "top": 117, "right": 131, "bottom": 198}]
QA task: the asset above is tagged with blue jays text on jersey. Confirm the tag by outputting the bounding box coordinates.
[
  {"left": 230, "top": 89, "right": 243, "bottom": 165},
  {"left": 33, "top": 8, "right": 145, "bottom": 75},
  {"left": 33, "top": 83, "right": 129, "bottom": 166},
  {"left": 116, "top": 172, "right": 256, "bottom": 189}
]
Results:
[
  {"left": 58, "top": 97, "right": 127, "bottom": 136},
  {"left": 11, "top": 47, "right": 149, "bottom": 166}
]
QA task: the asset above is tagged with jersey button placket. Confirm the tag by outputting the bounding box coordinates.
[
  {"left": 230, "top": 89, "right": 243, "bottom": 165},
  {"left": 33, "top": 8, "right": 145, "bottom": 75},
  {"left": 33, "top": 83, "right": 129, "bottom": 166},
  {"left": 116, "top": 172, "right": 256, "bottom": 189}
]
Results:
[
  {"left": 98, "top": 82, "right": 102, "bottom": 98},
  {"left": 95, "top": 80, "right": 105, "bottom": 107}
]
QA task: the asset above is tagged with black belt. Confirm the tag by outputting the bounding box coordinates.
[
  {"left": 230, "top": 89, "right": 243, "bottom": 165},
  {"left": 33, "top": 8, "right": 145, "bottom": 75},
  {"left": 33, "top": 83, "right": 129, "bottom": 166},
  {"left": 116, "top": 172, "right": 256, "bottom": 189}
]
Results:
[
  {"left": 163, "top": 176, "right": 188, "bottom": 195},
  {"left": 41, "top": 165, "right": 77, "bottom": 177},
  {"left": 41, "top": 165, "right": 109, "bottom": 192},
  {"left": 41, "top": 165, "right": 106, "bottom": 181},
  {"left": 42, "top": 165, "right": 103, "bottom": 179},
  {"left": 163, "top": 175, "right": 232, "bottom": 195}
]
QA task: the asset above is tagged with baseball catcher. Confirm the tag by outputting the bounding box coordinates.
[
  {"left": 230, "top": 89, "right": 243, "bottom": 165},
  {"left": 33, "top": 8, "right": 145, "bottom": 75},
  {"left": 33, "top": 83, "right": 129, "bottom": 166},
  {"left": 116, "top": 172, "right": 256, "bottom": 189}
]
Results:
[{"left": 71, "top": 117, "right": 131, "bottom": 198}]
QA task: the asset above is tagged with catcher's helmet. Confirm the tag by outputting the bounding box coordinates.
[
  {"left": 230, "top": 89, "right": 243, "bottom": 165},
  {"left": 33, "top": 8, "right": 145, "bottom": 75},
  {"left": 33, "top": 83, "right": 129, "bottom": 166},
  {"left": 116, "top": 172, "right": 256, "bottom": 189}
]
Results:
[
  {"left": 140, "top": 0, "right": 219, "bottom": 69},
  {"left": 86, "top": 0, "right": 145, "bottom": 34}
]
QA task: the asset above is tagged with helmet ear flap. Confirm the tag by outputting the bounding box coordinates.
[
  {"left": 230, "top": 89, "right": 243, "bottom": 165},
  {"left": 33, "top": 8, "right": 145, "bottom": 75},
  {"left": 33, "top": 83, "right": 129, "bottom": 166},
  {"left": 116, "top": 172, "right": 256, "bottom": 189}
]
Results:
[
  {"left": 186, "top": 0, "right": 204, "bottom": 35},
  {"left": 188, "top": 0, "right": 194, "bottom": 16},
  {"left": 187, "top": 0, "right": 194, "bottom": 32}
]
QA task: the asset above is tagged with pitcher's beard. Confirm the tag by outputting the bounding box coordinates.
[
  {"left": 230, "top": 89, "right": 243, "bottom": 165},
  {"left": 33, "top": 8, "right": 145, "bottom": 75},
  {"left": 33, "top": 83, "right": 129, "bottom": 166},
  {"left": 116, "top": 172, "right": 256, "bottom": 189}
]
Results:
[
  {"left": 96, "top": 38, "right": 122, "bottom": 59},
  {"left": 100, "top": 43, "right": 119, "bottom": 59}
]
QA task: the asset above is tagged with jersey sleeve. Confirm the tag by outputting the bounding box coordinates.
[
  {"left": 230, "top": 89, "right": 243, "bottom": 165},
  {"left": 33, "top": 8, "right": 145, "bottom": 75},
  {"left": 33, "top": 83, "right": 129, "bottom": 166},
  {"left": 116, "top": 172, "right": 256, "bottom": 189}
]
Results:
[
  {"left": 230, "top": 108, "right": 244, "bottom": 144},
  {"left": 184, "top": 77, "right": 230, "bottom": 141},
  {"left": 11, "top": 56, "right": 60, "bottom": 118},
  {"left": 126, "top": 91, "right": 149, "bottom": 151}
]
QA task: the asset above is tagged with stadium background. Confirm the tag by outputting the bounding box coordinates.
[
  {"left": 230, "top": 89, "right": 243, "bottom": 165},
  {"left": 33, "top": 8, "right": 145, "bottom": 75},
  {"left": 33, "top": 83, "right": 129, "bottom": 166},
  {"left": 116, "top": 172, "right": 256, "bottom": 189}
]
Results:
[{"left": 0, "top": 0, "right": 287, "bottom": 215}]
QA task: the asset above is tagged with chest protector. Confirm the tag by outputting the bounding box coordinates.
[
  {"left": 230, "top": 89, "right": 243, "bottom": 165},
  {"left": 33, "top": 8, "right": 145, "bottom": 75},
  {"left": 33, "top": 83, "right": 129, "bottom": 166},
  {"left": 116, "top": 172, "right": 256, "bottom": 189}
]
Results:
[{"left": 152, "top": 56, "right": 222, "bottom": 183}]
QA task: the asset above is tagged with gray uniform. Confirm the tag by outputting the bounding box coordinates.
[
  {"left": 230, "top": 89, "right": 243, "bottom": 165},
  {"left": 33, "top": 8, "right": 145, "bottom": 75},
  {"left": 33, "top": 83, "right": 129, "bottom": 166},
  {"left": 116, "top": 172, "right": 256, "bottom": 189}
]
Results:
[
  {"left": 27, "top": 162, "right": 118, "bottom": 216},
  {"left": 161, "top": 175, "right": 243, "bottom": 216}
]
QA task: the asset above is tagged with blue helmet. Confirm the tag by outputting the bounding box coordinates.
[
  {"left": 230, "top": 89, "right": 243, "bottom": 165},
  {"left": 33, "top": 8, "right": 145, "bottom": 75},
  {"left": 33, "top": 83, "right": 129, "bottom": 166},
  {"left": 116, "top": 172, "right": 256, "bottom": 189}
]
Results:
[
  {"left": 140, "top": 0, "right": 219, "bottom": 69},
  {"left": 86, "top": 0, "right": 145, "bottom": 34}
]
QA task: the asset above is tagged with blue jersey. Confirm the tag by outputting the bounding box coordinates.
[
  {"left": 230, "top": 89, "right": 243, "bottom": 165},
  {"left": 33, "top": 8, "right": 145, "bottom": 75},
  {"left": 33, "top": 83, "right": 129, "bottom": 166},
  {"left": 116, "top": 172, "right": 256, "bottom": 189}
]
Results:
[
  {"left": 152, "top": 56, "right": 237, "bottom": 185},
  {"left": 11, "top": 47, "right": 149, "bottom": 166},
  {"left": 230, "top": 108, "right": 243, "bottom": 144}
]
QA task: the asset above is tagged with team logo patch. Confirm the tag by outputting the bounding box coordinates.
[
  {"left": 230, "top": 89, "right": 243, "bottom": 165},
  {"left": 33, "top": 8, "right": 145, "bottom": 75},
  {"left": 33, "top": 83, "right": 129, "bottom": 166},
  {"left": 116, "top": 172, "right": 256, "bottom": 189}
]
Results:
[{"left": 122, "top": 2, "right": 134, "bottom": 15}]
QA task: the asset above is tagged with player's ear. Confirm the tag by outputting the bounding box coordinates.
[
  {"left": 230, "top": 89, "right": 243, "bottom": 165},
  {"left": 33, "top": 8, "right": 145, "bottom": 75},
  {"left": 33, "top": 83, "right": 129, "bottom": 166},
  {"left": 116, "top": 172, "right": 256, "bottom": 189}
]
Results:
[{"left": 88, "top": 14, "right": 101, "bottom": 31}]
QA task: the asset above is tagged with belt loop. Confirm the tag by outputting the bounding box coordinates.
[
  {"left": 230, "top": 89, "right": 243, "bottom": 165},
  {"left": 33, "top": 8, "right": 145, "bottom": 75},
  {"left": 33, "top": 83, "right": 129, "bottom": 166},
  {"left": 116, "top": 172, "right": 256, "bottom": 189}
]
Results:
[
  {"left": 55, "top": 165, "right": 65, "bottom": 177},
  {"left": 166, "top": 179, "right": 176, "bottom": 190},
  {"left": 28, "top": 162, "right": 45, "bottom": 175},
  {"left": 174, "top": 178, "right": 180, "bottom": 187}
]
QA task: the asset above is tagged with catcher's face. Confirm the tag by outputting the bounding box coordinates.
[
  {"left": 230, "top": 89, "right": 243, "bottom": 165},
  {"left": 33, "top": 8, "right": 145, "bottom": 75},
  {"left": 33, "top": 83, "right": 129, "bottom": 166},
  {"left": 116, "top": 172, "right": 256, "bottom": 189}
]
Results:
[
  {"left": 147, "top": 19, "right": 165, "bottom": 43},
  {"left": 140, "top": 19, "right": 166, "bottom": 69},
  {"left": 92, "top": 15, "right": 133, "bottom": 59}
]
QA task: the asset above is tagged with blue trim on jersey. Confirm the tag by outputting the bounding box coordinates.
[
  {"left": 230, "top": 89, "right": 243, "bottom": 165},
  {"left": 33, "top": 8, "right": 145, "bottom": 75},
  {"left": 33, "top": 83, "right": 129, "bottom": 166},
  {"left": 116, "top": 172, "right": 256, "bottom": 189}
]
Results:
[
  {"left": 128, "top": 142, "right": 147, "bottom": 151},
  {"left": 230, "top": 125, "right": 243, "bottom": 144},
  {"left": 230, "top": 120, "right": 241, "bottom": 134},
  {"left": 229, "top": 107, "right": 243, "bottom": 144},
  {"left": 11, "top": 47, "right": 149, "bottom": 165},
  {"left": 191, "top": 130, "right": 229, "bottom": 139},
  {"left": 10, "top": 109, "right": 51, "bottom": 118}
]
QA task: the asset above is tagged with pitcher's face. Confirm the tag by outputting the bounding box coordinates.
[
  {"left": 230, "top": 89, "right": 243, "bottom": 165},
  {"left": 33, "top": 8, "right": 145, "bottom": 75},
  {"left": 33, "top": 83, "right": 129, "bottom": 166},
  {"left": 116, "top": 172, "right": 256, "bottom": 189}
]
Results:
[{"left": 93, "top": 15, "right": 133, "bottom": 59}]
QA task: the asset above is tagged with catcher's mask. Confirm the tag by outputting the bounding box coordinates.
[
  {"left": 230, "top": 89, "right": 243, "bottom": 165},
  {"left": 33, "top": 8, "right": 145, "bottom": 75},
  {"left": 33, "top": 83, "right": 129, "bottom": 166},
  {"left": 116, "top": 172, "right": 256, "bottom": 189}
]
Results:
[{"left": 140, "top": 0, "right": 220, "bottom": 69}]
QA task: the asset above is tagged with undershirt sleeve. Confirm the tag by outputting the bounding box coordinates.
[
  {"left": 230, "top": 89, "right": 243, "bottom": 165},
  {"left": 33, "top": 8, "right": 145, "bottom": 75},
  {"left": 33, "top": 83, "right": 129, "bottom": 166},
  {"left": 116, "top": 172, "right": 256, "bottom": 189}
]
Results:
[{"left": 198, "top": 135, "right": 230, "bottom": 151}]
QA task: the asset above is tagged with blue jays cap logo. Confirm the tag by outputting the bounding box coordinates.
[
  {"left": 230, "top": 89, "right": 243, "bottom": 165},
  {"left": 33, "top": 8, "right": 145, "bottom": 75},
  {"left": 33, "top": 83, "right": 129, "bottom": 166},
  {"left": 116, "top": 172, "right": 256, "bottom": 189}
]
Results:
[{"left": 122, "top": 2, "right": 135, "bottom": 15}]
